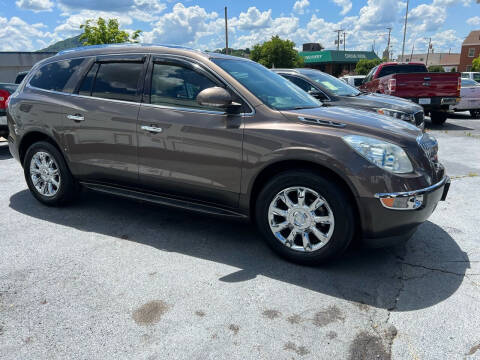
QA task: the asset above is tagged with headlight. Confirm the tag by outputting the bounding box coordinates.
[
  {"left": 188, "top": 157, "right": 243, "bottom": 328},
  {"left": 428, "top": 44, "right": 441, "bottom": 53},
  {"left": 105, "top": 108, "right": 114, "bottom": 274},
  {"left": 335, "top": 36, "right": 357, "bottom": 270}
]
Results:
[
  {"left": 377, "top": 108, "right": 413, "bottom": 122},
  {"left": 343, "top": 135, "right": 413, "bottom": 174}
]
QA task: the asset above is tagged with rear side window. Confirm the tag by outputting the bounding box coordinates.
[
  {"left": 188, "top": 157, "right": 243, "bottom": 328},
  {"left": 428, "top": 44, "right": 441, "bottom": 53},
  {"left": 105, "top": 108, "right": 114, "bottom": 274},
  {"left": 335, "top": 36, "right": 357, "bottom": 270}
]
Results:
[
  {"left": 29, "top": 59, "right": 83, "bottom": 92},
  {"left": 90, "top": 62, "right": 143, "bottom": 102}
]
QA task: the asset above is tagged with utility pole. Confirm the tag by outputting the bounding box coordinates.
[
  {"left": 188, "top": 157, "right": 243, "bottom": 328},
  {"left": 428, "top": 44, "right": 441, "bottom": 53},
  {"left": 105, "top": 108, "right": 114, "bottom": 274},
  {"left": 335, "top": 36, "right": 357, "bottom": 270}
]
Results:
[
  {"left": 386, "top": 27, "right": 392, "bottom": 61},
  {"left": 410, "top": 41, "right": 415, "bottom": 61},
  {"left": 224, "top": 6, "right": 229, "bottom": 55},
  {"left": 425, "top": 37, "right": 432, "bottom": 66},
  {"left": 401, "top": 0, "right": 409, "bottom": 59},
  {"left": 334, "top": 29, "right": 343, "bottom": 51},
  {"left": 343, "top": 32, "right": 346, "bottom": 51}
]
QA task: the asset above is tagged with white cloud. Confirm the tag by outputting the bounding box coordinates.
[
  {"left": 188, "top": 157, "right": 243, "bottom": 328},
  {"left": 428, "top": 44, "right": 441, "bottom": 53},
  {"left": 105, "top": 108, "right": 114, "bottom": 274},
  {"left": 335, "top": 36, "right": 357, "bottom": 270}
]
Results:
[
  {"left": 332, "top": 0, "right": 352, "bottom": 15},
  {"left": 293, "top": 0, "right": 310, "bottom": 14},
  {"left": 0, "top": 16, "right": 52, "bottom": 50},
  {"left": 230, "top": 7, "right": 272, "bottom": 30},
  {"left": 16, "top": 0, "right": 53, "bottom": 12},
  {"left": 467, "top": 16, "right": 480, "bottom": 26}
]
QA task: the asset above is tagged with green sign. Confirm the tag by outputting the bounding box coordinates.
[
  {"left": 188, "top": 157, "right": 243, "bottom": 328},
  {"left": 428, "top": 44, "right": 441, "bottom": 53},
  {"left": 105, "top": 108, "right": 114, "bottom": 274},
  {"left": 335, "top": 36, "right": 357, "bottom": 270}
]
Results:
[{"left": 299, "top": 50, "right": 379, "bottom": 64}]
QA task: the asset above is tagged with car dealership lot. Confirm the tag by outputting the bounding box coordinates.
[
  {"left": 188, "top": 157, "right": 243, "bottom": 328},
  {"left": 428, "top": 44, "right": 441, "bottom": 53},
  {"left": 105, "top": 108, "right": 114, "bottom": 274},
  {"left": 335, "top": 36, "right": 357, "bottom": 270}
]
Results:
[{"left": 0, "top": 114, "right": 479, "bottom": 360}]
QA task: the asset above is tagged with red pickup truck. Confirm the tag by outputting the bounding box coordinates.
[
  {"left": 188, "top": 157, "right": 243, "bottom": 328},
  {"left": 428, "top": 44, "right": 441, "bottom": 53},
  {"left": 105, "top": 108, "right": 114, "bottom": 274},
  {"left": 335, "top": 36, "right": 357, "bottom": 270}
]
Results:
[{"left": 360, "top": 62, "right": 461, "bottom": 125}]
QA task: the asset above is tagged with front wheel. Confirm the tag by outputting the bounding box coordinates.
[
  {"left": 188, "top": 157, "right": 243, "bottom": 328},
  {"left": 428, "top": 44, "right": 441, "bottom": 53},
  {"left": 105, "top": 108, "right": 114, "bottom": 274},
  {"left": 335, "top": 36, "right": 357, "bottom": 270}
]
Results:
[
  {"left": 255, "top": 170, "right": 355, "bottom": 265},
  {"left": 430, "top": 111, "right": 447, "bottom": 125},
  {"left": 470, "top": 110, "right": 480, "bottom": 119},
  {"left": 24, "top": 141, "right": 79, "bottom": 206}
]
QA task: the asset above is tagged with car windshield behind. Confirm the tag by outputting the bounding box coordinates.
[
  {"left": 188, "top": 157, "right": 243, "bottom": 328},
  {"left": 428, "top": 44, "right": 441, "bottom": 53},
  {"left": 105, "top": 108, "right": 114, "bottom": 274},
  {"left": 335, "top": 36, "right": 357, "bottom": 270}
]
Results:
[
  {"left": 301, "top": 70, "right": 361, "bottom": 96},
  {"left": 211, "top": 59, "right": 321, "bottom": 110},
  {"left": 462, "top": 79, "right": 479, "bottom": 87}
]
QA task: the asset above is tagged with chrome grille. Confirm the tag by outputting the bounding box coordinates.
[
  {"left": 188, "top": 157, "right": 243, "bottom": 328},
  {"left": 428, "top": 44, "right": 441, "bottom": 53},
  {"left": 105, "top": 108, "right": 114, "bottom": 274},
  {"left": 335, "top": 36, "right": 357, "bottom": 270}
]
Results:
[{"left": 417, "top": 133, "right": 438, "bottom": 162}]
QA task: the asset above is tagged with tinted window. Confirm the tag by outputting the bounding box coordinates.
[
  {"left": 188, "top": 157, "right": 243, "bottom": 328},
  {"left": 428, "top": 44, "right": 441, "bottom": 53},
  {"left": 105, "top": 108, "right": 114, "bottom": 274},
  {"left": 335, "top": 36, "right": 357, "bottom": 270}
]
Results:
[
  {"left": 300, "top": 70, "right": 360, "bottom": 96},
  {"left": 212, "top": 59, "right": 321, "bottom": 110},
  {"left": 462, "top": 79, "right": 478, "bottom": 87},
  {"left": 78, "top": 63, "right": 99, "bottom": 96},
  {"left": 354, "top": 78, "right": 364, "bottom": 86},
  {"left": 284, "top": 75, "right": 316, "bottom": 93},
  {"left": 30, "top": 59, "right": 83, "bottom": 92},
  {"left": 91, "top": 62, "right": 143, "bottom": 102},
  {"left": 378, "top": 65, "right": 427, "bottom": 78},
  {"left": 150, "top": 63, "right": 218, "bottom": 110}
]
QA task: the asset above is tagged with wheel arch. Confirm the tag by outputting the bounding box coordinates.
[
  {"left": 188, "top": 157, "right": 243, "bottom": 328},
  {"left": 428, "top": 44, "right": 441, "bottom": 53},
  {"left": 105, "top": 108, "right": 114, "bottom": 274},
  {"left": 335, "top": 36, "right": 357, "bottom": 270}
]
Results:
[{"left": 19, "top": 131, "right": 64, "bottom": 167}]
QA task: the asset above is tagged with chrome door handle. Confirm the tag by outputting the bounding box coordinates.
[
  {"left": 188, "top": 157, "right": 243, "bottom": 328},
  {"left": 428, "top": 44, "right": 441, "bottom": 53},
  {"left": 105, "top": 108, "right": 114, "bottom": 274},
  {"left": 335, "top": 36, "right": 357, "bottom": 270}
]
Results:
[
  {"left": 141, "top": 125, "right": 163, "bottom": 133},
  {"left": 67, "top": 114, "right": 84, "bottom": 122}
]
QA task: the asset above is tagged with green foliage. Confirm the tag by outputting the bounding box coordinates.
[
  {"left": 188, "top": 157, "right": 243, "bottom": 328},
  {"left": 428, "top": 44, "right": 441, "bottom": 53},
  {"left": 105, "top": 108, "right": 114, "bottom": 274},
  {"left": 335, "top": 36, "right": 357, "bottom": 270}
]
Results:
[
  {"left": 450, "top": 67, "right": 457, "bottom": 72},
  {"left": 472, "top": 56, "right": 480, "bottom": 72},
  {"left": 250, "top": 35, "right": 303, "bottom": 68},
  {"left": 355, "top": 58, "right": 383, "bottom": 75},
  {"left": 427, "top": 65, "right": 445, "bottom": 72},
  {"left": 213, "top": 48, "right": 251, "bottom": 58},
  {"left": 79, "top": 18, "right": 141, "bottom": 46}
]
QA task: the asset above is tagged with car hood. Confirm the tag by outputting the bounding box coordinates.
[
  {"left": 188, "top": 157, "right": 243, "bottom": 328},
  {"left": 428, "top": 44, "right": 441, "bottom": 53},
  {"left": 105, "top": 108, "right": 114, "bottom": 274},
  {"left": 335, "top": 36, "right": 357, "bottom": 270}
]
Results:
[
  {"left": 338, "top": 92, "right": 423, "bottom": 113},
  {"left": 280, "top": 105, "right": 422, "bottom": 145}
]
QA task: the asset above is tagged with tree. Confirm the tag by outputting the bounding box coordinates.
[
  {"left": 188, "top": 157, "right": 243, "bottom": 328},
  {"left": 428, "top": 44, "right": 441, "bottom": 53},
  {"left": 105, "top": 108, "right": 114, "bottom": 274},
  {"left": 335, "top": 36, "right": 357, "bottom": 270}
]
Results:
[
  {"left": 355, "top": 58, "right": 383, "bottom": 75},
  {"left": 250, "top": 35, "right": 303, "bottom": 68},
  {"left": 472, "top": 56, "right": 480, "bottom": 71},
  {"left": 428, "top": 65, "right": 445, "bottom": 72},
  {"left": 79, "top": 18, "right": 141, "bottom": 46}
]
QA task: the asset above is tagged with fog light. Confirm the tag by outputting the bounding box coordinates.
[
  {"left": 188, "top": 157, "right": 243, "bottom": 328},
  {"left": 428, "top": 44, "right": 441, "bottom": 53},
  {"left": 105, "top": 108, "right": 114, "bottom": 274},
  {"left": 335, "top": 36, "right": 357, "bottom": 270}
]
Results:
[{"left": 379, "top": 195, "right": 423, "bottom": 210}]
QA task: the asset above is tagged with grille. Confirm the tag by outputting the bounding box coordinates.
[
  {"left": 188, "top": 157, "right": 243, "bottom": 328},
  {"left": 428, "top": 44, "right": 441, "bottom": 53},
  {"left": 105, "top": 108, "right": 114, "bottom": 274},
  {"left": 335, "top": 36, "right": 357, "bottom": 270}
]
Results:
[
  {"left": 417, "top": 133, "right": 438, "bottom": 162},
  {"left": 414, "top": 111, "right": 425, "bottom": 127}
]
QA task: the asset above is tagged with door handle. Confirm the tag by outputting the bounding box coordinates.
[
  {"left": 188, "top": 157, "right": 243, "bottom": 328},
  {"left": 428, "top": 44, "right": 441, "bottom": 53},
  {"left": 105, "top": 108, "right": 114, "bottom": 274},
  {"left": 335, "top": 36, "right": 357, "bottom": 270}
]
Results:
[
  {"left": 141, "top": 125, "right": 163, "bottom": 133},
  {"left": 67, "top": 114, "right": 84, "bottom": 122}
]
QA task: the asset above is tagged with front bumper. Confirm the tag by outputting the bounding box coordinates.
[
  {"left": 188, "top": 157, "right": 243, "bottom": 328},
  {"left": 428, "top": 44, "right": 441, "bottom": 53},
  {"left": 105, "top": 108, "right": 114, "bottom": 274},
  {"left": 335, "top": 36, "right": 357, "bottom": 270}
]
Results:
[{"left": 361, "top": 176, "right": 450, "bottom": 247}]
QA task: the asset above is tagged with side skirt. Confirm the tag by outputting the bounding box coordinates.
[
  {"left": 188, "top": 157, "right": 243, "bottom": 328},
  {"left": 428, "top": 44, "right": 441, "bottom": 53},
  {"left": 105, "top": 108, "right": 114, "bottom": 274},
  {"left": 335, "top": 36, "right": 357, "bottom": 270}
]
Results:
[{"left": 80, "top": 182, "right": 248, "bottom": 219}]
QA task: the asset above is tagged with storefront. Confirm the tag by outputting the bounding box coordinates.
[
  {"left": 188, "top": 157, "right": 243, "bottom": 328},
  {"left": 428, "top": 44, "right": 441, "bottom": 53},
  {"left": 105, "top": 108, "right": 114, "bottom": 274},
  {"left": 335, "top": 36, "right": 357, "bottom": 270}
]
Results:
[{"left": 299, "top": 50, "right": 379, "bottom": 77}]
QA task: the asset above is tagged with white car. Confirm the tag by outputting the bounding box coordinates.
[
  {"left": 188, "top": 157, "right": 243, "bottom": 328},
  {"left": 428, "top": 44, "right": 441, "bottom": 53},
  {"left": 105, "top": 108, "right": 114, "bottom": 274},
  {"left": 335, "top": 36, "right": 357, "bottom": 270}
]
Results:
[
  {"left": 451, "top": 79, "right": 480, "bottom": 118},
  {"left": 339, "top": 75, "right": 366, "bottom": 88},
  {"left": 461, "top": 72, "right": 480, "bottom": 83}
]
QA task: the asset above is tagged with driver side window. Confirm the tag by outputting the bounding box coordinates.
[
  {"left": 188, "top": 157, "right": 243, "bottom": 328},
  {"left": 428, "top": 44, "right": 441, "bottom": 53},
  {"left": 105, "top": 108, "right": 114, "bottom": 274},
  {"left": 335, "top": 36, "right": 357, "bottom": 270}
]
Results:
[{"left": 150, "top": 62, "right": 219, "bottom": 110}]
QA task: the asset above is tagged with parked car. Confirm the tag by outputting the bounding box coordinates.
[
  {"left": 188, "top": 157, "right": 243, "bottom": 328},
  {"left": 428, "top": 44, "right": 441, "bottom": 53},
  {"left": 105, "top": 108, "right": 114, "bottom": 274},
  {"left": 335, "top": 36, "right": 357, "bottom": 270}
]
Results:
[
  {"left": 461, "top": 72, "right": 480, "bottom": 82},
  {"left": 7, "top": 45, "right": 450, "bottom": 264},
  {"left": 15, "top": 71, "right": 29, "bottom": 84},
  {"left": 339, "top": 75, "right": 366, "bottom": 87},
  {"left": 360, "top": 62, "right": 461, "bottom": 125},
  {"left": 274, "top": 68, "right": 425, "bottom": 129},
  {"left": 0, "top": 83, "right": 18, "bottom": 139},
  {"left": 450, "top": 79, "right": 480, "bottom": 118}
]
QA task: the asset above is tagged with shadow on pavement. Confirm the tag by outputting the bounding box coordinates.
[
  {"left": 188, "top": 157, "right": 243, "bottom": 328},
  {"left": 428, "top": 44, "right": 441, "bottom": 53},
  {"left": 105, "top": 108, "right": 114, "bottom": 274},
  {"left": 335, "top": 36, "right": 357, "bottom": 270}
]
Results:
[
  {"left": 9, "top": 189, "right": 469, "bottom": 312},
  {"left": 0, "top": 143, "right": 12, "bottom": 160}
]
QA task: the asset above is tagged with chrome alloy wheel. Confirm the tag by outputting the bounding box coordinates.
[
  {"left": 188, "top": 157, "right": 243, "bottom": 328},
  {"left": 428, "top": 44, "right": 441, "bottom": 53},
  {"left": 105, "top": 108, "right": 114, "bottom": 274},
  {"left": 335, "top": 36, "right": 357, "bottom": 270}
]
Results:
[
  {"left": 268, "top": 187, "right": 335, "bottom": 252},
  {"left": 29, "top": 151, "right": 61, "bottom": 197}
]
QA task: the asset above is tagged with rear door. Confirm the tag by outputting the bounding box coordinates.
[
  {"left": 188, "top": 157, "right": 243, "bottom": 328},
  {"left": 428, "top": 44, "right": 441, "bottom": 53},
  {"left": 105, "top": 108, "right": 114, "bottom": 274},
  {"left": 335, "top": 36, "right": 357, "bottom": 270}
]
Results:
[
  {"left": 136, "top": 56, "right": 245, "bottom": 207},
  {"left": 62, "top": 54, "right": 147, "bottom": 185}
]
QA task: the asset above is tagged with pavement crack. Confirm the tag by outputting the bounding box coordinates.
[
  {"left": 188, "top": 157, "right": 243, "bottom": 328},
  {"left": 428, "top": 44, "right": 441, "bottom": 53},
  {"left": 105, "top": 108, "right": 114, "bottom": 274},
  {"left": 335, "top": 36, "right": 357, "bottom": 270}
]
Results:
[{"left": 401, "top": 262, "right": 478, "bottom": 276}]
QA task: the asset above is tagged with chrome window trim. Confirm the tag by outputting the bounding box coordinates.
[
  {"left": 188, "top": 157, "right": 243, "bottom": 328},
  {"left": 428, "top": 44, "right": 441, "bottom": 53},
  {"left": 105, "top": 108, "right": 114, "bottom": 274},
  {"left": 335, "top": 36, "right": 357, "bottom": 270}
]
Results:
[
  {"left": 374, "top": 176, "right": 449, "bottom": 199},
  {"left": 140, "top": 102, "right": 227, "bottom": 115}
]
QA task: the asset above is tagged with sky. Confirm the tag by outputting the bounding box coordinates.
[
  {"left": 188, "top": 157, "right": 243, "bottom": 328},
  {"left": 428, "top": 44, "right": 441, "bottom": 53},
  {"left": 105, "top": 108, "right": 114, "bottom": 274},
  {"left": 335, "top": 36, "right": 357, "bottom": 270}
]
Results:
[{"left": 0, "top": 0, "right": 479, "bottom": 57}]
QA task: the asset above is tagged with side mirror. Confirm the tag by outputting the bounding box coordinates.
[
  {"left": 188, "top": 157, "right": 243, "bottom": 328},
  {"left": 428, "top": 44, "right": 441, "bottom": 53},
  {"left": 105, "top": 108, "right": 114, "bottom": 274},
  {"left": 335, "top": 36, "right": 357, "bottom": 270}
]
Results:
[
  {"left": 196, "top": 87, "right": 242, "bottom": 113},
  {"left": 308, "top": 90, "right": 327, "bottom": 100}
]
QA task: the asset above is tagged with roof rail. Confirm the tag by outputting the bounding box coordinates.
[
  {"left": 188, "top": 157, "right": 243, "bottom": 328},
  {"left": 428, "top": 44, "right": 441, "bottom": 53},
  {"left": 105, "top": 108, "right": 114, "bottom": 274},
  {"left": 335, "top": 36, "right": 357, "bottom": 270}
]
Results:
[{"left": 57, "top": 43, "right": 195, "bottom": 55}]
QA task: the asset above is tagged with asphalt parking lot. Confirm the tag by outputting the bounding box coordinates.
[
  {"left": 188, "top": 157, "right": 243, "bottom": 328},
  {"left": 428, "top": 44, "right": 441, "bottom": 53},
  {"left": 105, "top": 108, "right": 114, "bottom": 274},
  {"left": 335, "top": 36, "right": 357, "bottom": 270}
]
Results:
[{"left": 1, "top": 113, "right": 479, "bottom": 360}]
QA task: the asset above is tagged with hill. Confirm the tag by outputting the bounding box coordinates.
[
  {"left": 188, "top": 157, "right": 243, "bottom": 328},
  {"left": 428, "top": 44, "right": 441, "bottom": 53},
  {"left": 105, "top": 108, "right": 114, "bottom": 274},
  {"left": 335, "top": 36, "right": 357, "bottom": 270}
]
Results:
[{"left": 38, "top": 35, "right": 83, "bottom": 52}]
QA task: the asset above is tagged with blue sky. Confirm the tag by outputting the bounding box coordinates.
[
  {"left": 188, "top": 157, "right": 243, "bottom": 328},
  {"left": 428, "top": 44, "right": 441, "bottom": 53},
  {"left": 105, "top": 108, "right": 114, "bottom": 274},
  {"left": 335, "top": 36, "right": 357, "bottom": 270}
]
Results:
[{"left": 1, "top": 0, "right": 479, "bottom": 57}]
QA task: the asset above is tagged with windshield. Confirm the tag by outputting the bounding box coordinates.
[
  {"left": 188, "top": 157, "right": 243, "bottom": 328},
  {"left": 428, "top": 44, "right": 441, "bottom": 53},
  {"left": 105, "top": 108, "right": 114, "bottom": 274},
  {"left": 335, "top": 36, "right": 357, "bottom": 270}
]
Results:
[
  {"left": 462, "top": 79, "right": 479, "bottom": 87},
  {"left": 211, "top": 59, "right": 321, "bottom": 110},
  {"left": 301, "top": 70, "right": 361, "bottom": 96}
]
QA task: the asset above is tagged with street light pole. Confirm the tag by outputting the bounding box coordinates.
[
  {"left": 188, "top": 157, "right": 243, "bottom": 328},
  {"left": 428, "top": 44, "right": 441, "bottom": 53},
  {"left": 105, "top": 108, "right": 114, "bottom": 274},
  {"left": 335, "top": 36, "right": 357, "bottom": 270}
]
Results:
[
  {"left": 401, "top": 0, "right": 409, "bottom": 59},
  {"left": 224, "top": 6, "right": 229, "bottom": 55}
]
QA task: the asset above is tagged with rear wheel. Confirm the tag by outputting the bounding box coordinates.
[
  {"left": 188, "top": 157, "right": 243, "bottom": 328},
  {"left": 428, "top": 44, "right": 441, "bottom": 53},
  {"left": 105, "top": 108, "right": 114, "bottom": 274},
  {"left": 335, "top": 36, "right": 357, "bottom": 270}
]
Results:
[
  {"left": 24, "top": 141, "right": 78, "bottom": 206},
  {"left": 470, "top": 110, "right": 480, "bottom": 119},
  {"left": 430, "top": 111, "right": 447, "bottom": 125},
  {"left": 255, "top": 170, "right": 354, "bottom": 265}
]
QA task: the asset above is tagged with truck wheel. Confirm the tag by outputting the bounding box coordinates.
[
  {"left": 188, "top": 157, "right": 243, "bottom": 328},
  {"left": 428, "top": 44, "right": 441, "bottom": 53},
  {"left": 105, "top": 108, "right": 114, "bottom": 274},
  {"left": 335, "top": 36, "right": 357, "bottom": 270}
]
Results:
[
  {"left": 24, "top": 141, "right": 79, "bottom": 206},
  {"left": 470, "top": 110, "right": 480, "bottom": 119},
  {"left": 430, "top": 111, "right": 447, "bottom": 125},
  {"left": 255, "top": 170, "right": 354, "bottom": 265}
]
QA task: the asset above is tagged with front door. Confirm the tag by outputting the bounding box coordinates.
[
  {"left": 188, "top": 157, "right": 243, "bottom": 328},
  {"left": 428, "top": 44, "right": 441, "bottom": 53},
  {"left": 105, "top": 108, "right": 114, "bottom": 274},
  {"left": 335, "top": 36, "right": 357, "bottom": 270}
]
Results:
[
  {"left": 62, "top": 54, "right": 147, "bottom": 185},
  {"left": 137, "top": 56, "right": 245, "bottom": 208}
]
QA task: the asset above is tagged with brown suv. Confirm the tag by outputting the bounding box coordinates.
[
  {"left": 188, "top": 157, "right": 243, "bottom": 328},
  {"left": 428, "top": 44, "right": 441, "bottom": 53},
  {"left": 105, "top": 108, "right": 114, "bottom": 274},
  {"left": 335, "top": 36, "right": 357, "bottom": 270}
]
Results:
[{"left": 6, "top": 44, "right": 450, "bottom": 264}]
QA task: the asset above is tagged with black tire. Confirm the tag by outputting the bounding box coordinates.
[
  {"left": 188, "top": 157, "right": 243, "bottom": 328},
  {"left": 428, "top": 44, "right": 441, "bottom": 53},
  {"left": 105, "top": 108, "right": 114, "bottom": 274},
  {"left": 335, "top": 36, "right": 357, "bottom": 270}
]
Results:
[
  {"left": 24, "top": 141, "right": 78, "bottom": 206},
  {"left": 470, "top": 110, "right": 480, "bottom": 119},
  {"left": 430, "top": 111, "right": 447, "bottom": 125},
  {"left": 255, "top": 170, "right": 355, "bottom": 265}
]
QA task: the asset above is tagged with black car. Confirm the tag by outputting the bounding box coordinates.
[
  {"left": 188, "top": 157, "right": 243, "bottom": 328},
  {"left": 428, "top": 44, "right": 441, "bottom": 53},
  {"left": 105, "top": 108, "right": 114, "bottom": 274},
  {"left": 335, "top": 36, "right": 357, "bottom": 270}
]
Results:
[{"left": 274, "top": 68, "right": 425, "bottom": 129}]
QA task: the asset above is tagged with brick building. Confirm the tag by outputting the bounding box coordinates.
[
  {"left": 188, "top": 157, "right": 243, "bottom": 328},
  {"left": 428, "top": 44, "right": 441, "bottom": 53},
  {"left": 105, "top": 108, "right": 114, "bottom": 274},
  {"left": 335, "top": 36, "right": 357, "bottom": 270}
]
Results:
[{"left": 459, "top": 30, "right": 480, "bottom": 72}]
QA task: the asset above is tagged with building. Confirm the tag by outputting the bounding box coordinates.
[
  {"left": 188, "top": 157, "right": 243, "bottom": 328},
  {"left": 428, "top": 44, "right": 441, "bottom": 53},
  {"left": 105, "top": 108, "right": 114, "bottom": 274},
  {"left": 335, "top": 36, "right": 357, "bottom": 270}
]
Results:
[
  {"left": 397, "top": 52, "right": 460, "bottom": 72},
  {"left": 459, "top": 30, "right": 480, "bottom": 72},
  {"left": 299, "top": 49, "right": 379, "bottom": 76},
  {"left": 0, "top": 52, "right": 55, "bottom": 83}
]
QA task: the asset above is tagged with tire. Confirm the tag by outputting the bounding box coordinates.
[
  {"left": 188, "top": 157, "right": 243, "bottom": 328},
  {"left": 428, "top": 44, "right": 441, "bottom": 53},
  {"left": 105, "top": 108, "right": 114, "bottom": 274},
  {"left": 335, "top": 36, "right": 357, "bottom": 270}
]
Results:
[
  {"left": 430, "top": 111, "right": 447, "bottom": 125},
  {"left": 470, "top": 110, "right": 480, "bottom": 119},
  {"left": 255, "top": 170, "right": 355, "bottom": 265},
  {"left": 24, "top": 141, "right": 78, "bottom": 206}
]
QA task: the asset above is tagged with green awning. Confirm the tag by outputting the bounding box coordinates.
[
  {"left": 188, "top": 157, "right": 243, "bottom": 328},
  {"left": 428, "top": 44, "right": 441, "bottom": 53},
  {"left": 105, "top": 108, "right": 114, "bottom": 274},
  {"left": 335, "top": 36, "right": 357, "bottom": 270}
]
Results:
[{"left": 299, "top": 50, "right": 379, "bottom": 64}]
